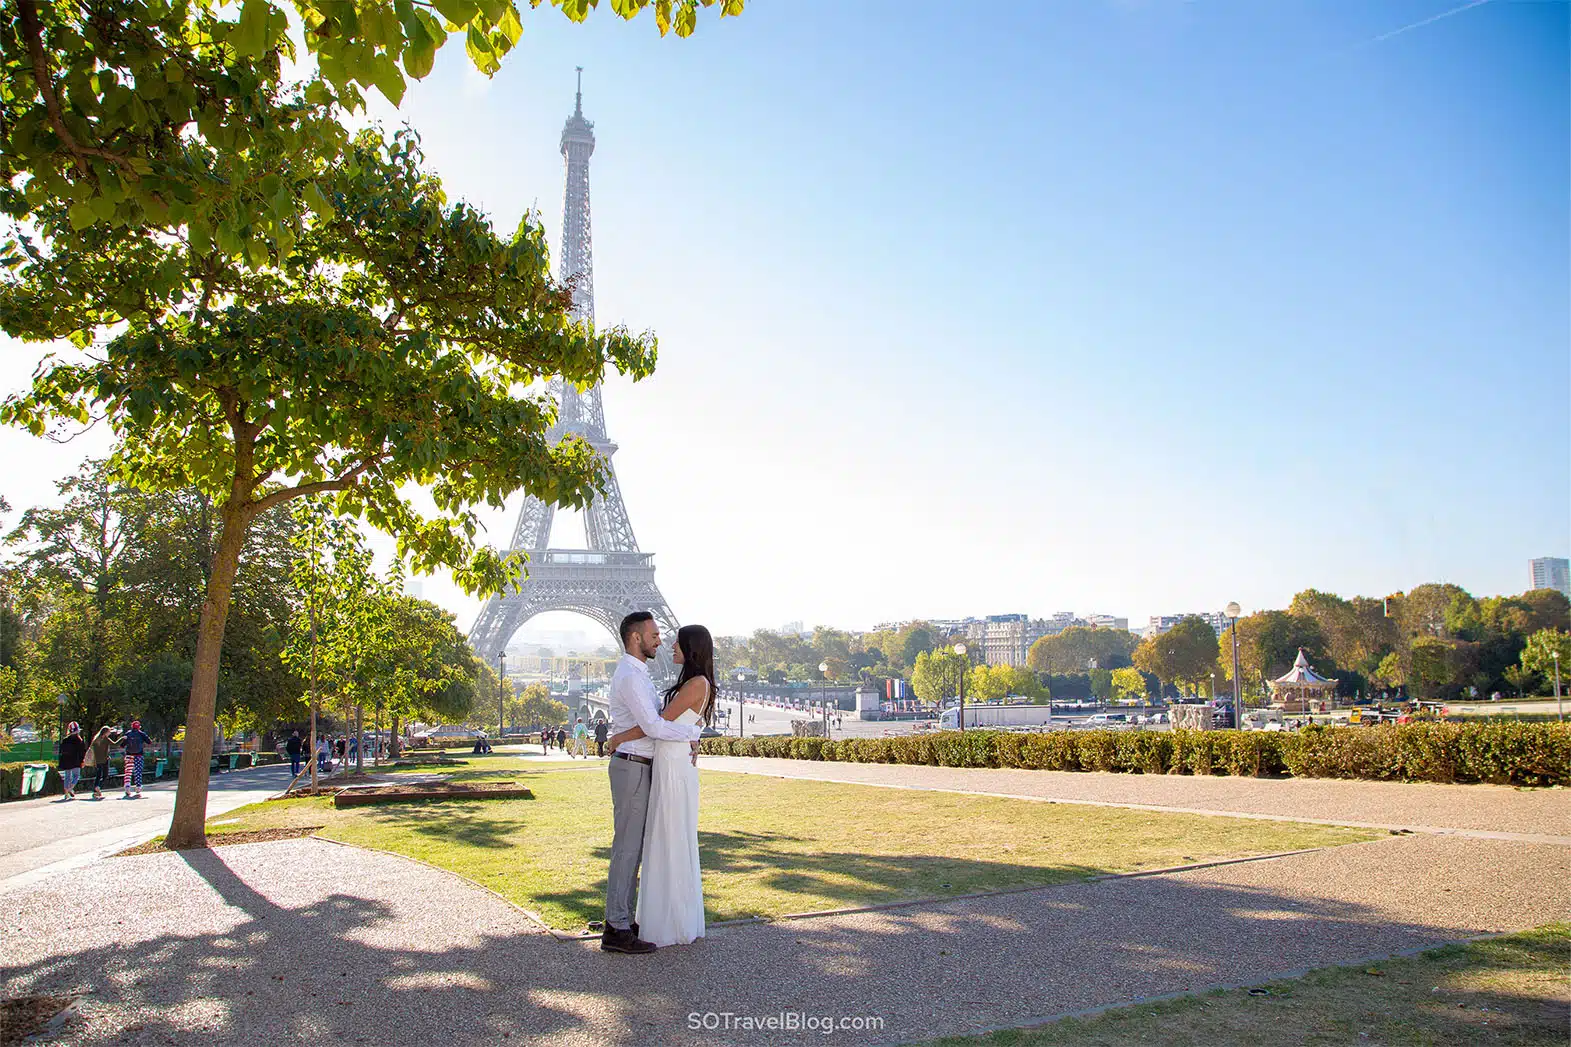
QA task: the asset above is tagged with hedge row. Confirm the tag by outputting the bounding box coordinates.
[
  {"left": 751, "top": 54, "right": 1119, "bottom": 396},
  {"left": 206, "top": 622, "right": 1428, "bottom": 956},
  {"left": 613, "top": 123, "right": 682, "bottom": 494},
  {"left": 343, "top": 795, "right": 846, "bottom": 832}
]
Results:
[
  {"left": 697, "top": 722, "right": 1571, "bottom": 787},
  {"left": 0, "top": 761, "right": 63, "bottom": 801}
]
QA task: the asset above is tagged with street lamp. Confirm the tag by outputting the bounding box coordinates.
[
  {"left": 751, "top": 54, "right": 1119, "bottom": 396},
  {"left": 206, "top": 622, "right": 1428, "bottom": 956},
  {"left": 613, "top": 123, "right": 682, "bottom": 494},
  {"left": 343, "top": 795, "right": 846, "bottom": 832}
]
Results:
[
  {"left": 1554, "top": 649, "right": 1562, "bottom": 723},
  {"left": 497, "top": 651, "right": 507, "bottom": 744},
  {"left": 953, "top": 643, "right": 967, "bottom": 732},
  {"left": 1225, "top": 601, "right": 1242, "bottom": 730},
  {"left": 735, "top": 671, "right": 747, "bottom": 739},
  {"left": 819, "top": 662, "right": 830, "bottom": 737}
]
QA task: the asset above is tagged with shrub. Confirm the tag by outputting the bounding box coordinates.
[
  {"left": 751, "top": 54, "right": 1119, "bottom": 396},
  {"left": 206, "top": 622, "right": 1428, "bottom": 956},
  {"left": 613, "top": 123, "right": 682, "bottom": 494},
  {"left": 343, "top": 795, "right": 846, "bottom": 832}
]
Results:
[{"left": 698, "top": 723, "right": 1571, "bottom": 787}]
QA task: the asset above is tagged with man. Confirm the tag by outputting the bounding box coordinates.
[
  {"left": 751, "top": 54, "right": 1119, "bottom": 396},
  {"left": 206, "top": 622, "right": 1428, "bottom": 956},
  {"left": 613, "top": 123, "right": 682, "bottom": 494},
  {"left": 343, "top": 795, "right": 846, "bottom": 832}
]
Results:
[
  {"left": 602, "top": 611, "right": 702, "bottom": 955},
  {"left": 572, "top": 718, "right": 589, "bottom": 758},
  {"left": 593, "top": 718, "right": 609, "bottom": 758},
  {"left": 286, "top": 730, "right": 303, "bottom": 778}
]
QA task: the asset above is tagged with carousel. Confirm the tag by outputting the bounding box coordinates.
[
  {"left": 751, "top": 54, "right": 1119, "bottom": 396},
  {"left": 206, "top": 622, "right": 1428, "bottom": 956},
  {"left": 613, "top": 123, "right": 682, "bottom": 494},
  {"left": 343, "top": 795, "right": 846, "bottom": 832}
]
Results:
[{"left": 1269, "top": 649, "right": 1338, "bottom": 713}]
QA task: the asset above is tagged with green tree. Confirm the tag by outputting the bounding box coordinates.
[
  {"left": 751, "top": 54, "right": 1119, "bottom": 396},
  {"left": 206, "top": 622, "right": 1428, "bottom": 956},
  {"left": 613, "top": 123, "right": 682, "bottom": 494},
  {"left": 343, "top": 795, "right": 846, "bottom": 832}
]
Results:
[
  {"left": 1501, "top": 665, "right": 1537, "bottom": 699},
  {"left": 898, "top": 625, "right": 937, "bottom": 670},
  {"left": 1027, "top": 626, "right": 1139, "bottom": 674},
  {"left": 112, "top": 652, "right": 193, "bottom": 760},
  {"left": 1408, "top": 636, "right": 1460, "bottom": 699},
  {"left": 4, "top": 128, "right": 659, "bottom": 848},
  {"left": 1219, "top": 611, "right": 1329, "bottom": 697},
  {"left": 2, "top": 0, "right": 742, "bottom": 249},
  {"left": 1520, "top": 629, "right": 1571, "bottom": 686},
  {"left": 1087, "top": 667, "right": 1113, "bottom": 702},
  {"left": 1133, "top": 617, "right": 1218, "bottom": 697},
  {"left": 1111, "top": 666, "right": 1146, "bottom": 704},
  {"left": 910, "top": 649, "right": 966, "bottom": 706}
]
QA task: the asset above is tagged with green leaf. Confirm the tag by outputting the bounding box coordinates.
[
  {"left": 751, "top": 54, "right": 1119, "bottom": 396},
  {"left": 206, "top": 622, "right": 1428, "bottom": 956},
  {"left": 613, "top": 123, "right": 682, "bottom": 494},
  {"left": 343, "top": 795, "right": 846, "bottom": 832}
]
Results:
[
  {"left": 371, "top": 55, "right": 407, "bottom": 106},
  {"left": 497, "top": 4, "right": 523, "bottom": 44},
  {"left": 403, "top": 40, "right": 437, "bottom": 79},
  {"left": 68, "top": 201, "right": 96, "bottom": 230},
  {"left": 465, "top": 24, "right": 498, "bottom": 74},
  {"left": 233, "top": 0, "right": 270, "bottom": 58},
  {"left": 432, "top": 0, "right": 480, "bottom": 26}
]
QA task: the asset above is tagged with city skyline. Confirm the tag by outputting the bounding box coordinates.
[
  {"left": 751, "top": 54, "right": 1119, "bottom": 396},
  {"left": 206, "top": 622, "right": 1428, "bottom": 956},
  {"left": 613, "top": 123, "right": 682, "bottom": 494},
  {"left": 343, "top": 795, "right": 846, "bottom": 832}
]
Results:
[{"left": 0, "top": 1, "right": 1565, "bottom": 642}]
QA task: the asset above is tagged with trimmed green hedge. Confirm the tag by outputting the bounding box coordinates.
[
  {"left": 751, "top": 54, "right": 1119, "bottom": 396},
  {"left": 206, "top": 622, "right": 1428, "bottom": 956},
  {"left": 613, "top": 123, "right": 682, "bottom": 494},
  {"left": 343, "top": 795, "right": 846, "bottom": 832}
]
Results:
[
  {"left": 0, "top": 760, "right": 63, "bottom": 801},
  {"left": 698, "top": 722, "right": 1571, "bottom": 787}
]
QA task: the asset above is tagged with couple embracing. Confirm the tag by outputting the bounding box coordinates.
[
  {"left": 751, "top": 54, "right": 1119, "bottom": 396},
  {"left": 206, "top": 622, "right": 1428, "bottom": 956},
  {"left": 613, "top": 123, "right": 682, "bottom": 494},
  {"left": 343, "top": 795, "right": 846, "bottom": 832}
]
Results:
[{"left": 600, "top": 612, "right": 716, "bottom": 954}]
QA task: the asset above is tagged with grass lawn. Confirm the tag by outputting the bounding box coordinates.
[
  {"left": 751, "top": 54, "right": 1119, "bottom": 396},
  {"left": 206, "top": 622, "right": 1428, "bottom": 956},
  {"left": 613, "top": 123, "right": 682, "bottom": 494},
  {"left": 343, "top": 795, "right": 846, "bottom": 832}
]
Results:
[
  {"left": 923, "top": 925, "right": 1571, "bottom": 1047},
  {"left": 202, "top": 758, "right": 1379, "bottom": 931}
]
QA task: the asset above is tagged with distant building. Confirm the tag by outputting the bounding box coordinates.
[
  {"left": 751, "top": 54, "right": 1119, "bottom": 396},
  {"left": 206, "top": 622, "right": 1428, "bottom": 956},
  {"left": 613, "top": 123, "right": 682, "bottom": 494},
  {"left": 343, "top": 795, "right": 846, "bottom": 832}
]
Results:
[
  {"left": 1148, "top": 612, "right": 1229, "bottom": 637},
  {"left": 780, "top": 621, "right": 808, "bottom": 637},
  {"left": 1085, "top": 613, "right": 1129, "bottom": 632},
  {"left": 1530, "top": 557, "right": 1570, "bottom": 598},
  {"left": 1040, "top": 612, "right": 1084, "bottom": 636}
]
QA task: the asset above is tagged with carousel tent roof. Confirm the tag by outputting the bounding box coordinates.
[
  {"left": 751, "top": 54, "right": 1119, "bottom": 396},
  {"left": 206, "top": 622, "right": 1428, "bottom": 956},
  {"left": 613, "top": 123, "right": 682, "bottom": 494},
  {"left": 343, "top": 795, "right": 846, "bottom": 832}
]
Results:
[{"left": 1272, "top": 649, "right": 1336, "bottom": 687}]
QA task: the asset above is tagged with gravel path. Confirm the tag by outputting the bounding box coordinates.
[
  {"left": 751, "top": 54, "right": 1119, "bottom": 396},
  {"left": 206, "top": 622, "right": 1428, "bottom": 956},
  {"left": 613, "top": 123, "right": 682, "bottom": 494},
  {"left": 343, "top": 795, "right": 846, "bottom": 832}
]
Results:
[
  {"left": 698, "top": 757, "right": 1571, "bottom": 843},
  {"left": 2, "top": 832, "right": 1565, "bottom": 1046}
]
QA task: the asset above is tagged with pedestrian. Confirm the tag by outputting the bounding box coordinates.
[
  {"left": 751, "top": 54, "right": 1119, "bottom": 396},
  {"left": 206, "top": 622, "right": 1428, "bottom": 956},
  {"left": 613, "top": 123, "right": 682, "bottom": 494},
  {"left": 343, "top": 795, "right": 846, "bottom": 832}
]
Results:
[
  {"left": 555, "top": 726, "right": 567, "bottom": 752},
  {"left": 541, "top": 726, "right": 550, "bottom": 755},
  {"left": 573, "top": 717, "right": 588, "bottom": 758},
  {"left": 335, "top": 736, "right": 346, "bottom": 763},
  {"left": 286, "top": 730, "right": 303, "bottom": 778},
  {"left": 593, "top": 718, "right": 609, "bottom": 758},
  {"left": 86, "top": 725, "right": 116, "bottom": 799},
  {"left": 348, "top": 735, "right": 358, "bottom": 763},
  {"left": 57, "top": 722, "right": 86, "bottom": 800},
  {"left": 120, "top": 719, "right": 152, "bottom": 798},
  {"left": 317, "top": 736, "right": 330, "bottom": 772}
]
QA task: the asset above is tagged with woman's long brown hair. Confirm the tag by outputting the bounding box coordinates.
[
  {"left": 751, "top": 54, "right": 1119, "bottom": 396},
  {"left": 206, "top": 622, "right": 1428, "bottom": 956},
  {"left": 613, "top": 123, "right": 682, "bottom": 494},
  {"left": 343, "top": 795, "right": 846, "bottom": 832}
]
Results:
[{"left": 664, "top": 624, "right": 717, "bottom": 723}]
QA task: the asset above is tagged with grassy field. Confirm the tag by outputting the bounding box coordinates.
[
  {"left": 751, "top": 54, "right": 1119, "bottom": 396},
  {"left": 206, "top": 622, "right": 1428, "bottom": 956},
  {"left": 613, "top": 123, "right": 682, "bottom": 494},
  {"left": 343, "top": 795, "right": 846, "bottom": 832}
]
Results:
[
  {"left": 202, "top": 758, "right": 1379, "bottom": 931},
  {"left": 924, "top": 925, "right": 1571, "bottom": 1047}
]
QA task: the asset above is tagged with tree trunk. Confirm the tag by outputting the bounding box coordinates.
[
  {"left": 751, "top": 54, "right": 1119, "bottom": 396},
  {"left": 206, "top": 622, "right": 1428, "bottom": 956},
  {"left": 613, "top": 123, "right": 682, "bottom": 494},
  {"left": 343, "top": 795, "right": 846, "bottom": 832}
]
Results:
[
  {"left": 165, "top": 503, "right": 249, "bottom": 849},
  {"left": 390, "top": 713, "right": 400, "bottom": 759}
]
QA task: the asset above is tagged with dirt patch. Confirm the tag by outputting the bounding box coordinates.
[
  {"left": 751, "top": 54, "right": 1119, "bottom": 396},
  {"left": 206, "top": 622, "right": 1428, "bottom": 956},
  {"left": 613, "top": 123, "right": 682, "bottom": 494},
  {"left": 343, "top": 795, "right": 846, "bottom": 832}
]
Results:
[
  {"left": 113, "top": 826, "right": 324, "bottom": 857},
  {"left": 333, "top": 782, "right": 534, "bottom": 807},
  {"left": 0, "top": 995, "right": 72, "bottom": 1045}
]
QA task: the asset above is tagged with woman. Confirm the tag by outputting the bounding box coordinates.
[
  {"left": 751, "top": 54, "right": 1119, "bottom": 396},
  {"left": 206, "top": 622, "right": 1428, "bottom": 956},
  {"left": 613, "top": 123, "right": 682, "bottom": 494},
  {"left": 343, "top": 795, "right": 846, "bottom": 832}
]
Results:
[
  {"left": 606, "top": 624, "right": 715, "bottom": 947},
  {"left": 87, "top": 726, "right": 117, "bottom": 799},
  {"left": 57, "top": 723, "right": 86, "bottom": 800}
]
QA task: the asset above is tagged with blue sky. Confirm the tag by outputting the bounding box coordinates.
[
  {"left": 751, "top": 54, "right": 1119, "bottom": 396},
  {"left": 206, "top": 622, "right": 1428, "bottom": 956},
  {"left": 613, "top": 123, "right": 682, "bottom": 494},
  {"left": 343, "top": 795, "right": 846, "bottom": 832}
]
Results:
[{"left": 2, "top": 0, "right": 1566, "bottom": 639}]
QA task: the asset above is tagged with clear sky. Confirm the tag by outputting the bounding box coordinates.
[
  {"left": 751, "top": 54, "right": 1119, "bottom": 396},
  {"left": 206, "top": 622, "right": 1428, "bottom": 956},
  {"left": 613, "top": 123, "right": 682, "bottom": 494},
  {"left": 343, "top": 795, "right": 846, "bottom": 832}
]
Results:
[{"left": 2, "top": 0, "right": 1566, "bottom": 641}]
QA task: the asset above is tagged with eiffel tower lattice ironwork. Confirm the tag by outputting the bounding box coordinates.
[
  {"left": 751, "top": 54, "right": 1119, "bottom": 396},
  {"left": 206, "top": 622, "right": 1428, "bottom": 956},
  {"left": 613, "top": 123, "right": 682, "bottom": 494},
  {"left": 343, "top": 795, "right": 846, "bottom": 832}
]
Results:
[{"left": 468, "top": 71, "right": 679, "bottom": 671}]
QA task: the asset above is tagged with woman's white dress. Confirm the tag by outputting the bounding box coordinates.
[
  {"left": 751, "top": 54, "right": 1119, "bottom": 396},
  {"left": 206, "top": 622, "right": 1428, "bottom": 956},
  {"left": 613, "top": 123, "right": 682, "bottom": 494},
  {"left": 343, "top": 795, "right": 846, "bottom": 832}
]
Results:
[{"left": 635, "top": 705, "right": 705, "bottom": 946}]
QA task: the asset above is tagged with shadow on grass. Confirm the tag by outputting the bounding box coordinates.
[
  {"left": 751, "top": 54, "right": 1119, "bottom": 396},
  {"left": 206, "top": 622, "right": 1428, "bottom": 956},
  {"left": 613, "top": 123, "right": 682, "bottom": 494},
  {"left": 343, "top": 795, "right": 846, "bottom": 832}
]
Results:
[
  {"left": 531, "top": 828, "right": 1107, "bottom": 930},
  {"left": 348, "top": 804, "right": 532, "bottom": 850}
]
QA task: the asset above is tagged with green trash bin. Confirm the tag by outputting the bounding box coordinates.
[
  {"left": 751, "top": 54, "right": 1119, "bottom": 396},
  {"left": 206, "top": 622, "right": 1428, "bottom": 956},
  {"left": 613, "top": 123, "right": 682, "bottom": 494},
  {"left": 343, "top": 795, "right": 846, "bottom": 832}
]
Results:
[
  {"left": 21, "top": 763, "right": 49, "bottom": 796},
  {"left": 154, "top": 759, "right": 168, "bottom": 779},
  {"left": 228, "top": 753, "right": 241, "bottom": 771}
]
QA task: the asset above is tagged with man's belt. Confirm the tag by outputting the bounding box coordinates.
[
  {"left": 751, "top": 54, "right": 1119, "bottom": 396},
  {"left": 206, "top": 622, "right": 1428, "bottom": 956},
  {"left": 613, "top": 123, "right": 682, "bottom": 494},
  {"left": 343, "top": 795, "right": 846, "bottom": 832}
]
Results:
[{"left": 611, "top": 751, "right": 653, "bottom": 766}]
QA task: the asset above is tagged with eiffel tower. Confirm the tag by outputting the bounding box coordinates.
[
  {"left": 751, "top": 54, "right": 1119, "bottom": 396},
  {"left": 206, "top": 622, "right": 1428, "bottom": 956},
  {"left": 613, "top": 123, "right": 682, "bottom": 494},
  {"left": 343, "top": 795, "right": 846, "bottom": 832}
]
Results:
[{"left": 468, "top": 71, "right": 680, "bottom": 674}]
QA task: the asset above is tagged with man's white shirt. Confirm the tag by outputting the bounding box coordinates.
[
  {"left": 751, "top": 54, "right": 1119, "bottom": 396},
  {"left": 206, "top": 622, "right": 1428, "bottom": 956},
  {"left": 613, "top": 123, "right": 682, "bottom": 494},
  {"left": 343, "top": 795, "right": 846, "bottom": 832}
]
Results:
[{"left": 608, "top": 653, "right": 703, "bottom": 758}]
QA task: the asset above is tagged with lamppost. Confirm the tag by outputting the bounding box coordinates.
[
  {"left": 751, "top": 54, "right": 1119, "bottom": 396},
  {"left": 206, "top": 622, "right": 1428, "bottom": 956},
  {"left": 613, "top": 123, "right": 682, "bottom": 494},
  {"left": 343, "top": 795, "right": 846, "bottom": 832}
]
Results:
[
  {"left": 819, "top": 662, "right": 830, "bottom": 737},
  {"left": 954, "top": 643, "right": 967, "bottom": 732},
  {"left": 1554, "top": 649, "right": 1562, "bottom": 723},
  {"left": 735, "top": 671, "right": 747, "bottom": 738},
  {"left": 497, "top": 651, "right": 507, "bottom": 742},
  {"left": 1225, "top": 601, "right": 1242, "bottom": 730}
]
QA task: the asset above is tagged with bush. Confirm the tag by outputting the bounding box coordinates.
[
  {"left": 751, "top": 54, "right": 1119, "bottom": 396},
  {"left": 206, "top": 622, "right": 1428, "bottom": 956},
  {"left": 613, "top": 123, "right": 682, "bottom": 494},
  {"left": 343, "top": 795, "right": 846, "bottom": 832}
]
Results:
[{"left": 697, "top": 722, "right": 1571, "bottom": 787}]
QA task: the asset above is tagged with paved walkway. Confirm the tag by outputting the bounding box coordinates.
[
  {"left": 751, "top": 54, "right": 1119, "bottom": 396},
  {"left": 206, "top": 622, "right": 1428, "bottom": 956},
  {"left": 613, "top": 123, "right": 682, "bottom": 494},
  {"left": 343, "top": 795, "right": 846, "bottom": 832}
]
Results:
[
  {"left": 698, "top": 756, "right": 1571, "bottom": 843},
  {"left": 2, "top": 832, "right": 1565, "bottom": 1046},
  {"left": 0, "top": 763, "right": 295, "bottom": 889}
]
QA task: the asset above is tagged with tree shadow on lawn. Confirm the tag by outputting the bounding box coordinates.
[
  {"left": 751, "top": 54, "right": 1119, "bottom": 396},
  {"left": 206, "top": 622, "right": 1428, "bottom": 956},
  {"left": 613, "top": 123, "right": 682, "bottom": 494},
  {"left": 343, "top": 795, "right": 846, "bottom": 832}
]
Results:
[
  {"left": 343, "top": 802, "right": 532, "bottom": 850},
  {"left": 1, "top": 839, "right": 1544, "bottom": 1047},
  {"left": 531, "top": 828, "right": 1108, "bottom": 932}
]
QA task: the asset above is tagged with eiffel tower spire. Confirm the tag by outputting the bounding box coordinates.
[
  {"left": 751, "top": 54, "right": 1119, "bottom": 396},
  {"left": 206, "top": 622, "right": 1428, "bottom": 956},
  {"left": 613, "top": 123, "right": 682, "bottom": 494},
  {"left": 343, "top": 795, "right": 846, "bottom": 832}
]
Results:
[{"left": 469, "top": 73, "right": 680, "bottom": 692}]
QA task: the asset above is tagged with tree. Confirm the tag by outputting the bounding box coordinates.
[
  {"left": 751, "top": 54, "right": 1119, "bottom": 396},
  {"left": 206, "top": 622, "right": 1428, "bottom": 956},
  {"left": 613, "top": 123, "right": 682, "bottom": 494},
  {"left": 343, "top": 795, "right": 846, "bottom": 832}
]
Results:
[
  {"left": 2, "top": 0, "right": 743, "bottom": 252},
  {"left": 1087, "top": 667, "right": 1113, "bottom": 701},
  {"left": 898, "top": 625, "right": 937, "bottom": 670},
  {"left": 1111, "top": 666, "right": 1146, "bottom": 704},
  {"left": 1027, "top": 626, "right": 1139, "bottom": 674},
  {"left": 910, "top": 649, "right": 966, "bottom": 706},
  {"left": 1219, "top": 611, "right": 1329, "bottom": 697},
  {"left": 1288, "top": 589, "right": 1396, "bottom": 675},
  {"left": 966, "top": 664, "right": 1009, "bottom": 703},
  {"left": 1520, "top": 629, "right": 1571, "bottom": 685},
  {"left": 1501, "top": 665, "right": 1537, "bottom": 699},
  {"left": 1408, "top": 636, "right": 1460, "bottom": 699},
  {"left": 3, "top": 127, "right": 661, "bottom": 848},
  {"left": 1133, "top": 617, "right": 1218, "bottom": 697},
  {"left": 112, "top": 652, "right": 193, "bottom": 760}
]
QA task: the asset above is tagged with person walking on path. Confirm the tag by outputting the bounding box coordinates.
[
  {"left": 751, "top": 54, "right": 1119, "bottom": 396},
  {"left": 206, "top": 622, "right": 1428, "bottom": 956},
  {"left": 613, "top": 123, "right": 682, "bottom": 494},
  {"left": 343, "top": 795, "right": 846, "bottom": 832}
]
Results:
[
  {"left": 286, "top": 730, "right": 303, "bottom": 778},
  {"left": 120, "top": 720, "right": 151, "bottom": 798},
  {"left": 316, "top": 736, "right": 331, "bottom": 772},
  {"left": 555, "top": 726, "right": 567, "bottom": 753},
  {"left": 594, "top": 719, "right": 609, "bottom": 758},
  {"left": 86, "top": 726, "right": 116, "bottom": 799},
  {"left": 57, "top": 723, "right": 86, "bottom": 800},
  {"left": 573, "top": 718, "right": 589, "bottom": 758}
]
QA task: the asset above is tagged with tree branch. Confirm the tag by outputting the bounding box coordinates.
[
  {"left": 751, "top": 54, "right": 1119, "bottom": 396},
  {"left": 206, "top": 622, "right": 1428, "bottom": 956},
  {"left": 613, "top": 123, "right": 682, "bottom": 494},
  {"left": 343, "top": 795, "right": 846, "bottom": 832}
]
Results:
[
  {"left": 17, "top": 0, "right": 134, "bottom": 177},
  {"left": 247, "top": 455, "right": 386, "bottom": 518}
]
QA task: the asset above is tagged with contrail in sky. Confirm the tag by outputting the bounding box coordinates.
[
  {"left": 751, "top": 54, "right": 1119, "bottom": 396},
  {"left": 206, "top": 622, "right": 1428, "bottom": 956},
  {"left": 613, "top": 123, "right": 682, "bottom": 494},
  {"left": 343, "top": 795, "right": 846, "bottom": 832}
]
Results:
[{"left": 1350, "top": 0, "right": 1494, "bottom": 51}]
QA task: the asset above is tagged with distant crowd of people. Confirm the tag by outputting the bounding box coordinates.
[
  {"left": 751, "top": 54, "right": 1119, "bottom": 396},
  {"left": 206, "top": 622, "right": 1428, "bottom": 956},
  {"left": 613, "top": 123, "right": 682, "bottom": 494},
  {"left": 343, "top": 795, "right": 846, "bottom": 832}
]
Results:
[
  {"left": 282, "top": 730, "right": 387, "bottom": 777},
  {"left": 539, "top": 717, "right": 610, "bottom": 758}
]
